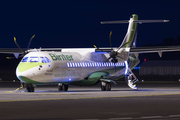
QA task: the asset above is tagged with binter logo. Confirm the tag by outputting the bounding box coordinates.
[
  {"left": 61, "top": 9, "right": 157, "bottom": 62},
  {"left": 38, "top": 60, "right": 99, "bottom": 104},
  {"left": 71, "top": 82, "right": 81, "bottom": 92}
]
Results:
[{"left": 49, "top": 53, "right": 74, "bottom": 61}]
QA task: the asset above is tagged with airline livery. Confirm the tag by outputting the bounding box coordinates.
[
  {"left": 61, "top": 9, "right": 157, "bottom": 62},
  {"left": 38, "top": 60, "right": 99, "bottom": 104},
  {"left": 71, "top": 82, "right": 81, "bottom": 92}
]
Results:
[{"left": 1, "top": 14, "right": 180, "bottom": 92}]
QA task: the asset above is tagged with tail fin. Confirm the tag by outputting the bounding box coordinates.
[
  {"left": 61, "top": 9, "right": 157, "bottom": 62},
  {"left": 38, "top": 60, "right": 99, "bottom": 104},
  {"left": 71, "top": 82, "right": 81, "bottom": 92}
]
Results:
[{"left": 101, "top": 14, "right": 169, "bottom": 49}]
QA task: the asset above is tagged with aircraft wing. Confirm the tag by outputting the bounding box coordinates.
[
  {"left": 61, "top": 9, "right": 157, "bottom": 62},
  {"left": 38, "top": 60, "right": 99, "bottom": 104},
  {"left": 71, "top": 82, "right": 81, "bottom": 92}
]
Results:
[
  {"left": 0, "top": 48, "right": 26, "bottom": 54},
  {"left": 129, "top": 46, "right": 180, "bottom": 53},
  {"left": 96, "top": 46, "right": 180, "bottom": 53}
]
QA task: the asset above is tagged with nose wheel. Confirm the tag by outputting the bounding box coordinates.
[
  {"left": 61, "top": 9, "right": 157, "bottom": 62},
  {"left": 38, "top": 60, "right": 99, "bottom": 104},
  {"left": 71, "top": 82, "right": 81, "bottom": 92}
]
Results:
[{"left": 26, "top": 84, "right": 34, "bottom": 92}]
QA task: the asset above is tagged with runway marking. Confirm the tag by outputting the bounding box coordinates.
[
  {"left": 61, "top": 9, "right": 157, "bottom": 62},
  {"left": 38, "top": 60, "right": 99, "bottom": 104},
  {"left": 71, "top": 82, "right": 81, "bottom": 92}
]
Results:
[
  {"left": 141, "top": 116, "right": 162, "bottom": 119},
  {"left": 1, "top": 93, "right": 180, "bottom": 103},
  {"left": 76, "top": 119, "right": 100, "bottom": 120},
  {"left": 0, "top": 84, "right": 23, "bottom": 93},
  {"left": 109, "top": 117, "right": 133, "bottom": 119},
  {"left": 41, "top": 94, "right": 87, "bottom": 96},
  {"left": 169, "top": 114, "right": 180, "bottom": 117}
]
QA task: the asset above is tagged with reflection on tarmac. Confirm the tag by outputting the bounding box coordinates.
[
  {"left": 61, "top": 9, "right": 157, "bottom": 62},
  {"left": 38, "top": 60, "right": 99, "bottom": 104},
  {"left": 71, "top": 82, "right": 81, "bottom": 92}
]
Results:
[{"left": 0, "top": 82, "right": 180, "bottom": 102}]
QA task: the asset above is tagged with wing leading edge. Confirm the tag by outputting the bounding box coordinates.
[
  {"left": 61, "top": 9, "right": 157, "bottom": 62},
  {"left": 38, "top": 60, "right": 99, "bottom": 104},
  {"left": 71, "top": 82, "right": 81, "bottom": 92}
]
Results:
[{"left": 129, "top": 46, "right": 180, "bottom": 53}]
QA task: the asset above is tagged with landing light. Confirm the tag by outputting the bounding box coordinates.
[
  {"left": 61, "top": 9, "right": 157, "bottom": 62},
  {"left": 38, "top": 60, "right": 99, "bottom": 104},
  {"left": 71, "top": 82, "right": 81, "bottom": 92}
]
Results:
[{"left": 69, "top": 78, "right": 71, "bottom": 81}]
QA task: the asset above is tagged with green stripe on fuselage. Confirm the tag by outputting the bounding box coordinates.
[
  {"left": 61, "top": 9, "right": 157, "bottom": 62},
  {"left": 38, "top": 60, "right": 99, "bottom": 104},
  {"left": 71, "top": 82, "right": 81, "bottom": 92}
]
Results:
[{"left": 18, "top": 76, "right": 43, "bottom": 84}]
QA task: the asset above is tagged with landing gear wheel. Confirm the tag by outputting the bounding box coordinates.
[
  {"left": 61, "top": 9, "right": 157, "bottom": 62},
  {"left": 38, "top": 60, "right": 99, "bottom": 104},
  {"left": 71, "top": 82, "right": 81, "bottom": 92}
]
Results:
[
  {"left": 62, "top": 84, "right": 68, "bottom": 91},
  {"left": 101, "top": 82, "right": 111, "bottom": 91},
  {"left": 106, "top": 82, "right": 111, "bottom": 91},
  {"left": 26, "top": 84, "right": 34, "bottom": 92},
  {"left": 101, "top": 85, "right": 106, "bottom": 91},
  {"left": 58, "top": 83, "right": 69, "bottom": 91},
  {"left": 58, "top": 83, "right": 63, "bottom": 91}
]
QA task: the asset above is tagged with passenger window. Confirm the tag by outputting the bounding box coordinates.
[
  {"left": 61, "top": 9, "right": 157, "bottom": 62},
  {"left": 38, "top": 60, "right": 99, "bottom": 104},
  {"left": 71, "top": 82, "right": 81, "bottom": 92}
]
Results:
[
  {"left": 40, "top": 57, "right": 47, "bottom": 63},
  {"left": 67, "top": 62, "right": 69, "bottom": 67},
  {"left": 28, "top": 57, "right": 39, "bottom": 62},
  {"left": 21, "top": 57, "right": 28, "bottom": 62}
]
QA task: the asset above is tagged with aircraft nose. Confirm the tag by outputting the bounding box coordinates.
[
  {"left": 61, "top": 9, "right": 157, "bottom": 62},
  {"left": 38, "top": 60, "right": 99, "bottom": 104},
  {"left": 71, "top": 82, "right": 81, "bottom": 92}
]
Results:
[
  {"left": 16, "top": 63, "right": 40, "bottom": 83},
  {"left": 16, "top": 67, "right": 34, "bottom": 83}
]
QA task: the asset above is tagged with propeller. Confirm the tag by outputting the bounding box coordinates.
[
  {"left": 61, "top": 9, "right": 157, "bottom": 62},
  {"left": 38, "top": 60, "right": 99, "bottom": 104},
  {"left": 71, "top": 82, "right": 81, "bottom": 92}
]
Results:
[
  {"left": 106, "top": 31, "right": 118, "bottom": 63},
  {"left": 6, "top": 35, "right": 35, "bottom": 59},
  {"left": 106, "top": 31, "right": 130, "bottom": 72}
]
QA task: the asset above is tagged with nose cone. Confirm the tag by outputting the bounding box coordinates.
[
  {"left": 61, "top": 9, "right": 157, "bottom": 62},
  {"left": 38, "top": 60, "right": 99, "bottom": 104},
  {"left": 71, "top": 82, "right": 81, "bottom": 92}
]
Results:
[
  {"left": 16, "top": 62, "right": 45, "bottom": 84},
  {"left": 16, "top": 65, "right": 34, "bottom": 83}
]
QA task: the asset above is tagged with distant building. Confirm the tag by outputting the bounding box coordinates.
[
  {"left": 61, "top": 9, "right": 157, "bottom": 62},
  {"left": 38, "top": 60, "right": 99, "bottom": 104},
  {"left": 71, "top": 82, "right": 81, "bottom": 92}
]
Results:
[{"left": 139, "top": 60, "right": 180, "bottom": 75}]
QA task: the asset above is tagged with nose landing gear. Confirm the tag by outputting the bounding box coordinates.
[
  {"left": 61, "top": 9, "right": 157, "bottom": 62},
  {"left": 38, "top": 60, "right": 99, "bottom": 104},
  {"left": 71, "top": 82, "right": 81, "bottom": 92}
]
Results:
[{"left": 25, "top": 84, "right": 35, "bottom": 92}]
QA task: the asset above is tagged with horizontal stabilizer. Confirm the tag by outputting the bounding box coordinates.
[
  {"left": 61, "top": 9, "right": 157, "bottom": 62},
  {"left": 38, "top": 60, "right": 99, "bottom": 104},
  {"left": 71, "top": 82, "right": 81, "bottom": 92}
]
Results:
[
  {"left": 101, "top": 20, "right": 169, "bottom": 24},
  {"left": 134, "top": 20, "right": 169, "bottom": 24}
]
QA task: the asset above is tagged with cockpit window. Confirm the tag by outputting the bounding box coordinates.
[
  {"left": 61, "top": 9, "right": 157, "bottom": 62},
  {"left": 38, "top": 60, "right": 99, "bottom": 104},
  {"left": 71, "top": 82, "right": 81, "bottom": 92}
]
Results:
[
  {"left": 45, "top": 57, "right": 50, "bottom": 63},
  {"left": 21, "top": 56, "right": 50, "bottom": 63},
  {"left": 28, "top": 57, "right": 39, "bottom": 62},
  {"left": 21, "top": 57, "right": 28, "bottom": 62},
  {"left": 40, "top": 57, "right": 47, "bottom": 63}
]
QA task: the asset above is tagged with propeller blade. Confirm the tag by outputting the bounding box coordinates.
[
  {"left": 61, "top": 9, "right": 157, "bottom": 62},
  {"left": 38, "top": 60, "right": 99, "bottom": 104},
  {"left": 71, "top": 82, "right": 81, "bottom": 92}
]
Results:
[
  {"left": 14, "top": 37, "right": 24, "bottom": 54},
  {"left": 116, "top": 41, "right": 130, "bottom": 51},
  {"left": 93, "top": 45, "right": 98, "bottom": 49},
  {"left": 27, "top": 34, "right": 35, "bottom": 50},
  {"left": 114, "top": 63, "right": 116, "bottom": 72},
  {"left": 109, "top": 31, "right": 112, "bottom": 49},
  {"left": 106, "top": 57, "right": 111, "bottom": 62}
]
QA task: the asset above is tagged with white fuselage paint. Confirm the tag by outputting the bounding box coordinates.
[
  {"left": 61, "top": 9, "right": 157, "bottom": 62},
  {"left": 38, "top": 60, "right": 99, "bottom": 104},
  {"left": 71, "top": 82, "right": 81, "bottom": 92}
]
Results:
[{"left": 16, "top": 48, "right": 127, "bottom": 84}]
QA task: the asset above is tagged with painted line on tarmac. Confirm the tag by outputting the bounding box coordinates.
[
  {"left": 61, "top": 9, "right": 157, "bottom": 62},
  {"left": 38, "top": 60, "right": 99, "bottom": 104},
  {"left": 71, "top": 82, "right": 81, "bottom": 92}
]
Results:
[
  {"left": 169, "top": 114, "right": 180, "bottom": 117},
  {"left": 1, "top": 93, "right": 180, "bottom": 103},
  {"left": 141, "top": 116, "right": 162, "bottom": 119},
  {"left": 40, "top": 94, "right": 87, "bottom": 95}
]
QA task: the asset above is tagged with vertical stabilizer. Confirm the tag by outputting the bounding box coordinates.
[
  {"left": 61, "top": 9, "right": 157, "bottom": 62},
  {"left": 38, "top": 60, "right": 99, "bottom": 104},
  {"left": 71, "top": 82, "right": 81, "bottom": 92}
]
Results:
[{"left": 120, "top": 14, "right": 138, "bottom": 48}]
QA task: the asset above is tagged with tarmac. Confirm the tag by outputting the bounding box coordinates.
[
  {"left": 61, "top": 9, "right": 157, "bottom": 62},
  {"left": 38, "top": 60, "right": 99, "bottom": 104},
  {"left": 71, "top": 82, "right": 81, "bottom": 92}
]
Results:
[{"left": 0, "top": 82, "right": 180, "bottom": 120}]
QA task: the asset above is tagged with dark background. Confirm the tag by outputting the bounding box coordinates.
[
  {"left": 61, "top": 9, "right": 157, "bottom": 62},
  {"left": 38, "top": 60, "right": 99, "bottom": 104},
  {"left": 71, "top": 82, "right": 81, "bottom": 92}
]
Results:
[
  {"left": 0, "top": 0, "right": 180, "bottom": 81},
  {"left": 0, "top": 0, "right": 179, "bottom": 48}
]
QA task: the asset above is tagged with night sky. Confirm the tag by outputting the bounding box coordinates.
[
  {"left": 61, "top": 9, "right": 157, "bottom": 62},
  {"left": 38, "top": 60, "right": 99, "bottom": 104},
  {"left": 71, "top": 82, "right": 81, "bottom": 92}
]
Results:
[{"left": 0, "top": 0, "right": 180, "bottom": 49}]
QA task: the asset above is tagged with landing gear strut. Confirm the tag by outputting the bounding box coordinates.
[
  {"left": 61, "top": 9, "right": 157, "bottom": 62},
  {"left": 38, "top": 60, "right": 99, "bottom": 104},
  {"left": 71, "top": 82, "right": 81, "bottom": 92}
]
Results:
[
  {"left": 101, "top": 82, "right": 111, "bottom": 91},
  {"left": 58, "top": 83, "right": 69, "bottom": 91},
  {"left": 125, "top": 67, "right": 138, "bottom": 90}
]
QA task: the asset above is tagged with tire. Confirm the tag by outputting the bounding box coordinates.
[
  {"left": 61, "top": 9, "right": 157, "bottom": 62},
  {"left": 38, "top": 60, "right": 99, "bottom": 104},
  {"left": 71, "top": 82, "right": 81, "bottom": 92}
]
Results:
[
  {"left": 101, "top": 85, "right": 106, "bottom": 91},
  {"left": 58, "top": 85, "right": 63, "bottom": 91},
  {"left": 62, "top": 84, "right": 68, "bottom": 91},
  {"left": 26, "top": 84, "right": 34, "bottom": 92},
  {"left": 31, "top": 87, "right": 34, "bottom": 92},
  {"left": 106, "top": 82, "right": 111, "bottom": 91}
]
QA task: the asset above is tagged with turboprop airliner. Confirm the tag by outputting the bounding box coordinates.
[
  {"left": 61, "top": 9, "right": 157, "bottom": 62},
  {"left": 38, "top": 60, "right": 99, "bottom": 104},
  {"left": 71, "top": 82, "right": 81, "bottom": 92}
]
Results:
[{"left": 1, "top": 14, "right": 180, "bottom": 92}]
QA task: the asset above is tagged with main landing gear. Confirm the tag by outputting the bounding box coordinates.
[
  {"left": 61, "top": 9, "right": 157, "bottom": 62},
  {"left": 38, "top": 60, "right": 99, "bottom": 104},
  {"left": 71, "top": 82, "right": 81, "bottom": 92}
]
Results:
[
  {"left": 101, "top": 82, "right": 111, "bottom": 91},
  {"left": 58, "top": 83, "right": 69, "bottom": 91}
]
